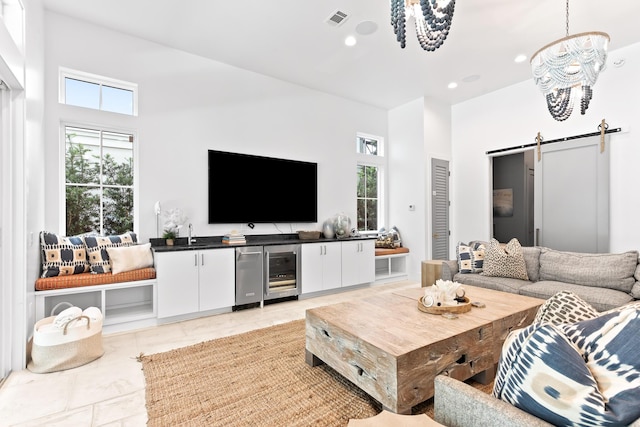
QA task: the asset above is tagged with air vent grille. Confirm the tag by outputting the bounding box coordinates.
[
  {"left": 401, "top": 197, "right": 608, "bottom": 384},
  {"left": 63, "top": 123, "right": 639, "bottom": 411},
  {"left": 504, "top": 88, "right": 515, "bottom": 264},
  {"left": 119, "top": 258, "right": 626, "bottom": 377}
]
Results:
[{"left": 327, "top": 10, "right": 348, "bottom": 26}]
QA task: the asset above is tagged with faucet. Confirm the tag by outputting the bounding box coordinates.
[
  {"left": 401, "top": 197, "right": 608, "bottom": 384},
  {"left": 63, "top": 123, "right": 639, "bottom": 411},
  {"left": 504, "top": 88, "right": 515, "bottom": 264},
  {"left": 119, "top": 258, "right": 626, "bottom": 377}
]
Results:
[{"left": 188, "top": 223, "right": 196, "bottom": 245}]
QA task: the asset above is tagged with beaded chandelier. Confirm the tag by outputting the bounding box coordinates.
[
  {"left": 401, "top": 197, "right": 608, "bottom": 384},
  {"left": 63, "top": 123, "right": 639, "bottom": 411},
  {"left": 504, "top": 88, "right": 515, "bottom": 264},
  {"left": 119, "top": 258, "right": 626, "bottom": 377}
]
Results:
[
  {"left": 530, "top": 0, "right": 609, "bottom": 121},
  {"left": 390, "top": 0, "right": 456, "bottom": 51}
]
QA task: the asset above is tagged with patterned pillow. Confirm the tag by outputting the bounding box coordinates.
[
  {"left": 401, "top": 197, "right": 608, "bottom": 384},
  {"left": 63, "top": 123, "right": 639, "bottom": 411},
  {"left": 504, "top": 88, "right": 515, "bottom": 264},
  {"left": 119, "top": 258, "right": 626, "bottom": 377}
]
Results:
[
  {"left": 40, "top": 231, "right": 90, "bottom": 278},
  {"left": 534, "top": 290, "right": 599, "bottom": 325},
  {"left": 480, "top": 238, "right": 528, "bottom": 280},
  {"left": 456, "top": 241, "right": 486, "bottom": 274},
  {"left": 84, "top": 232, "right": 137, "bottom": 274},
  {"left": 494, "top": 309, "right": 640, "bottom": 426}
]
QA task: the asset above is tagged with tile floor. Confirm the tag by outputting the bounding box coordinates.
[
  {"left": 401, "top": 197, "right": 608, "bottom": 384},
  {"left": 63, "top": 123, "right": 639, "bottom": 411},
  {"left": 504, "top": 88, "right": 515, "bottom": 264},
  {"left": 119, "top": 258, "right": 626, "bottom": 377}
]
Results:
[{"left": 0, "top": 280, "right": 419, "bottom": 426}]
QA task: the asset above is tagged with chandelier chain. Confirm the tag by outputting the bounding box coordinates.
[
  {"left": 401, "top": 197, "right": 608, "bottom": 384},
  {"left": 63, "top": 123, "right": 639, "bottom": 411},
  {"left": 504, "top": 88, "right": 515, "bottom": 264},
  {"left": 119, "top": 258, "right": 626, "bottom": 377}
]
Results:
[{"left": 565, "top": 0, "right": 570, "bottom": 37}]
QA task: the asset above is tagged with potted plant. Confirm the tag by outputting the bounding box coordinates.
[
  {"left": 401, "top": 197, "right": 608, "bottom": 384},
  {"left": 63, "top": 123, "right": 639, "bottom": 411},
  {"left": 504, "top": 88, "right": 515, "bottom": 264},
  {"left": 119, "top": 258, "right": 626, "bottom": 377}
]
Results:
[{"left": 162, "top": 229, "right": 177, "bottom": 246}]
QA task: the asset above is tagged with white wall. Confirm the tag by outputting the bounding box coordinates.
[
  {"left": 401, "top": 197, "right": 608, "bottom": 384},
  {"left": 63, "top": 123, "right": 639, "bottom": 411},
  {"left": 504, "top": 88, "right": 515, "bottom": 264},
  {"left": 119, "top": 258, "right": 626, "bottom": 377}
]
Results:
[
  {"left": 23, "top": 0, "right": 46, "bottom": 369},
  {"left": 0, "top": 0, "right": 45, "bottom": 372},
  {"left": 451, "top": 42, "right": 640, "bottom": 253},
  {"left": 388, "top": 97, "right": 451, "bottom": 281},
  {"left": 44, "top": 12, "right": 388, "bottom": 243}
]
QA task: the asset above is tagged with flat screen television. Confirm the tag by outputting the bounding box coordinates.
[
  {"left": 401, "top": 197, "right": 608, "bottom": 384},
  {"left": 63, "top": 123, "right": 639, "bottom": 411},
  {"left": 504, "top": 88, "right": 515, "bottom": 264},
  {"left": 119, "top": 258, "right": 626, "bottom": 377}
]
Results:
[{"left": 208, "top": 150, "right": 318, "bottom": 224}]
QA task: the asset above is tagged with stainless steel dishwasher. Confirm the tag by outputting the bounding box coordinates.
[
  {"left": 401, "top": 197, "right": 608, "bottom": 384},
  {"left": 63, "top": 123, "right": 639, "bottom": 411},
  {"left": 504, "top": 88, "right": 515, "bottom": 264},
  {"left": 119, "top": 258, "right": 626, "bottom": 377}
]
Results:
[{"left": 235, "top": 246, "right": 263, "bottom": 306}]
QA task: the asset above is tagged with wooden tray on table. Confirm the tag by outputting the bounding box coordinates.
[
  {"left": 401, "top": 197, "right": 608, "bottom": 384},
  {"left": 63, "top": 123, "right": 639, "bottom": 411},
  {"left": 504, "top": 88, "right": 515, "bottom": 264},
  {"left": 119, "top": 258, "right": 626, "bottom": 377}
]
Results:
[{"left": 417, "top": 296, "right": 471, "bottom": 315}]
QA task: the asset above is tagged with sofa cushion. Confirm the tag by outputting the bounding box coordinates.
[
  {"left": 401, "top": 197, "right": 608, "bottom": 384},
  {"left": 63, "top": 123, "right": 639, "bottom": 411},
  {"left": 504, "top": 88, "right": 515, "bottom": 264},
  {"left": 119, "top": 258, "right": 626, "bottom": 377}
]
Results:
[
  {"left": 107, "top": 243, "right": 154, "bottom": 275},
  {"left": 534, "top": 290, "right": 599, "bottom": 324},
  {"left": 633, "top": 264, "right": 640, "bottom": 299},
  {"left": 539, "top": 248, "right": 638, "bottom": 293},
  {"left": 84, "top": 232, "right": 137, "bottom": 274},
  {"left": 40, "top": 231, "right": 90, "bottom": 278},
  {"left": 519, "top": 281, "right": 634, "bottom": 312},
  {"left": 494, "top": 309, "right": 640, "bottom": 426},
  {"left": 481, "top": 238, "right": 528, "bottom": 280},
  {"left": 456, "top": 241, "right": 485, "bottom": 274},
  {"left": 453, "top": 273, "right": 531, "bottom": 295},
  {"left": 521, "top": 246, "right": 541, "bottom": 283}
]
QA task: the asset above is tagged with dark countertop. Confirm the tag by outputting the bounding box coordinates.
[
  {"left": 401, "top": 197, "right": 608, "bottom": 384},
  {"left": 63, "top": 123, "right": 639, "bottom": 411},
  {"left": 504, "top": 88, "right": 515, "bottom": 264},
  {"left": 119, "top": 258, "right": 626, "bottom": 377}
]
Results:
[{"left": 150, "top": 233, "right": 376, "bottom": 252}]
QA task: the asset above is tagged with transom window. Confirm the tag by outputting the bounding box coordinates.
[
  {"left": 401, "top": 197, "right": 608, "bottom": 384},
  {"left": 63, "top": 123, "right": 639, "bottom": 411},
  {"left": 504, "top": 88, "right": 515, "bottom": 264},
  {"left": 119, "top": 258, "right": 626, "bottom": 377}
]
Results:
[
  {"left": 59, "top": 68, "right": 138, "bottom": 116},
  {"left": 65, "top": 125, "right": 134, "bottom": 236},
  {"left": 356, "top": 134, "right": 385, "bottom": 232}
]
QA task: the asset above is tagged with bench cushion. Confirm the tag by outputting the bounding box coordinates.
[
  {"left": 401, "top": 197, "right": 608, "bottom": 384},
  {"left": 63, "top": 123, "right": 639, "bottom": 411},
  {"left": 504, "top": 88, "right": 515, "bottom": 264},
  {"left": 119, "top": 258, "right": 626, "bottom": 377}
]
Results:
[
  {"left": 35, "top": 267, "right": 156, "bottom": 291},
  {"left": 375, "top": 247, "right": 409, "bottom": 256}
]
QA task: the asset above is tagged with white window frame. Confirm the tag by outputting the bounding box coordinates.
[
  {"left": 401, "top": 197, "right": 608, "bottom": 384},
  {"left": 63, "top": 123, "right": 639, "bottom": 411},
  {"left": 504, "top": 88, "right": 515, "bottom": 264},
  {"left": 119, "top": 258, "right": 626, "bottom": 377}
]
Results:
[
  {"left": 60, "top": 121, "right": 139, "bottom": 236},
  {"left": 356, "top": 132, "right": 386, "bottom": 235},
  {"left": 59, "top": 67, "right": 138, "bottom": 116}
]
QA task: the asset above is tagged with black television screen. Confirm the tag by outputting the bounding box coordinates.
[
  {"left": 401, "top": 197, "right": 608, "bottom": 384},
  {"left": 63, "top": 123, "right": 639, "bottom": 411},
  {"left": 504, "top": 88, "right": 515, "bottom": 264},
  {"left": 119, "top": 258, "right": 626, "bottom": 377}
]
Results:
[{"left": 208, "top": 150, "right": 318, "bottom": 224}]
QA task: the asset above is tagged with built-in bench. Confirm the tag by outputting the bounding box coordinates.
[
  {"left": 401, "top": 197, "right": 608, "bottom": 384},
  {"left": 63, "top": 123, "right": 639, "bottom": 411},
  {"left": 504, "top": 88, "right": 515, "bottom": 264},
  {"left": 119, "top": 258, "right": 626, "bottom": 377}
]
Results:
[
  {"left": 35, "top": 231, "right": 158, "bottom": 332},
  {"left": 374, "top": 247, "right": 409, "bottom": 283}
]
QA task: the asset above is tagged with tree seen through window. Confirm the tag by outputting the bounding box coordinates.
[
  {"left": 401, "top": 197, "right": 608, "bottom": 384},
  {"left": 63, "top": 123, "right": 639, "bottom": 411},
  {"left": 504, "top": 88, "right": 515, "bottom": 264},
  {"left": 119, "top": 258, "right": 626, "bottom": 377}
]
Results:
[{"left": 65, "top": 126, "right": 134, "bottom": 236}]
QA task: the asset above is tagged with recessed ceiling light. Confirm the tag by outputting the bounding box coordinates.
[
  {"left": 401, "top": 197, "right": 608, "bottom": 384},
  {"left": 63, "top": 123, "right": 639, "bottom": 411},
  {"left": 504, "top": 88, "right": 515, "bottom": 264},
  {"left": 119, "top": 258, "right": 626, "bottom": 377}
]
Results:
[
  {"left": 344, "top": 36, "right": 357, "bottom": 47},
  {"left": 448, "top": 82, "right": 458, "bottom": 89},
  {"left": 613, "top": 58, "right": 626, "bottom": 67},
  {"left": 514, "top": 54, "right": 527, "bottom": 63},
  {"left": 355, "top": 20, "right": 378, "bottom": 36},
  {"left": 462, "top": 75, "right": 480, "bottom": 83}
]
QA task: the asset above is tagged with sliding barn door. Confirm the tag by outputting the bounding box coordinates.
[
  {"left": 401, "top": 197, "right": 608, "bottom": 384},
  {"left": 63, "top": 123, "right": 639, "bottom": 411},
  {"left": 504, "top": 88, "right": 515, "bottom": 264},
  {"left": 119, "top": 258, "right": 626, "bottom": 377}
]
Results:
[{"left": 534, "top": 135, "right": 609, "bottom": 253}]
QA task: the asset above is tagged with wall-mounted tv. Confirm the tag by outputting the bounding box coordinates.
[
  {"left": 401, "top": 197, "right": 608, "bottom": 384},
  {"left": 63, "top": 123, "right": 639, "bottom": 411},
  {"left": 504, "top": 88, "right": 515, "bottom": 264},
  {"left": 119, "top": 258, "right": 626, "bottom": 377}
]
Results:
[{"left": 208, "top": 150, "right": 318, "bottom": 224}]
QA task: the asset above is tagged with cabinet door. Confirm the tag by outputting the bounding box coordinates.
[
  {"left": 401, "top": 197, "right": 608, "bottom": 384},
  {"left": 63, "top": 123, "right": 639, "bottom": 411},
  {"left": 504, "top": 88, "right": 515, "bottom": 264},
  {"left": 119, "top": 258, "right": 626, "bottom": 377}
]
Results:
[
  {"left": 341, "top": 240, "right": 375, "bottom": 287},
  {"left": 322, "top": 242, "right": 342, "bottom": 290},
  {"left": 341, "top": 241, "right": 361, "bottom": 287},
  {"left": 301, "top": 243, "right": 324, "bottom": 294},
  {"left": 155, "top": 251, "right": 199, "bottom": 318},
  {"left": 359, "top": 239, "right": 375, "bottom": 283},
  {"left": 199, "top": 248, "right": 235, "bottom": 311}
]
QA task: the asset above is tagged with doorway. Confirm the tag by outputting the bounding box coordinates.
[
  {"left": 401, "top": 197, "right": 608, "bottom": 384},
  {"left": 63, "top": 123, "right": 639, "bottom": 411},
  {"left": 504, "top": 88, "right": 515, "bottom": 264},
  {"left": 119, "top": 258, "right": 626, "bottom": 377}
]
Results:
[{"left": 491, "top": 151, "right": 534, "bottom": 246}]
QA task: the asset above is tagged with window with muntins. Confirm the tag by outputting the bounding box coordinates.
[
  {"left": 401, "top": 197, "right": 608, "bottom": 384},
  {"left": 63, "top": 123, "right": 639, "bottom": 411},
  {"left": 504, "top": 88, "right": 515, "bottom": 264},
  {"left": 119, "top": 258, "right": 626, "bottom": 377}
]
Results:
[
  {"left": 60, "top": 68, "right": 137, "bottom": 116},
  {"left": 65, "top": 125, "right": 134, "bottom": 236},
  {"left": 356, "top": 134, "right": 385, "bottom": 232}
]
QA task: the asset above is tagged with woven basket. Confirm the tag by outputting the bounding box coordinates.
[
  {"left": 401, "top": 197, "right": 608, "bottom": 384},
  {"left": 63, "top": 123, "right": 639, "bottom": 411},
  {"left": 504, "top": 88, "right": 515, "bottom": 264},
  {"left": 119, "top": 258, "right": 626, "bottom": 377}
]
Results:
[{"left": 297, "top": 230, "right": 321, "bottom": 240}]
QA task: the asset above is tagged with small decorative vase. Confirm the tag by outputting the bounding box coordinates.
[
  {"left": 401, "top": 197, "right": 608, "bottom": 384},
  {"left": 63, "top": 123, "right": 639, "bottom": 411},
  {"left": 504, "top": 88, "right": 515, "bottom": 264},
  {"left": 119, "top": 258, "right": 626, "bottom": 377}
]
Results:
[
  {"left": 166, "top": 239, "right": 174, "bottom": 246},
  {"left": 333, "top": 213, "right": 351, "bottom": 239},
  {"left": 322, "top": 220, "right": 335, "bottom": 239}
]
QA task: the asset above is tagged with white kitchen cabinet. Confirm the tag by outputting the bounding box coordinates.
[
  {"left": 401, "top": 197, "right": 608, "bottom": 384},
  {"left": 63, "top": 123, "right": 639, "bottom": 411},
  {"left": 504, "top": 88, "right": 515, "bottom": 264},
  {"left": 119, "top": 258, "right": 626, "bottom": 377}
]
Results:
[
  {"left": 155, "top": 248, "right": 235, "bottom": 318},
  {"left": 301, "top": 242, "right": 342, "bottom": 294},
  {"left": 341, "top": 239, "right": 375, "bottom": 287},
  {"left": 155, "top": 251, "right": 199, "bottom": 318},
  {"left": 198, "top": 248, "right": 235, "bottom": 311}
]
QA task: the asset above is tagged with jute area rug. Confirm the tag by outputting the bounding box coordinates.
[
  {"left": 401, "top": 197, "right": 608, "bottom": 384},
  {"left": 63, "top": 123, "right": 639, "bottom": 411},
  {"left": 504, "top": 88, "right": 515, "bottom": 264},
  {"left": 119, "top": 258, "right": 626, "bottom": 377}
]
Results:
[{"left": 141, "top": 319, "right": 492, "bottom": 426}]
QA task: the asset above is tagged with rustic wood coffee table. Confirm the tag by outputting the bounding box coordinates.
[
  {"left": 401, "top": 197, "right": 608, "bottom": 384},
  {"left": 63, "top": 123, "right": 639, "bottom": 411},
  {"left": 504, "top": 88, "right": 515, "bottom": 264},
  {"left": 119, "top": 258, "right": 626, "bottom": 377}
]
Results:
[{"left": 305, "top": 285, "right": 544, "bottom": 414}]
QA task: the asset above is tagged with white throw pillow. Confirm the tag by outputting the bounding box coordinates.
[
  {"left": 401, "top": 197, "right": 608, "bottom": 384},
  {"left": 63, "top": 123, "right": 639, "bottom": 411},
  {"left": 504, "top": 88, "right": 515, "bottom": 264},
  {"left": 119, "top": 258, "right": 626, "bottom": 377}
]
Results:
[{"left": 107, "top": 243, "right": 153, "bottom": 275}]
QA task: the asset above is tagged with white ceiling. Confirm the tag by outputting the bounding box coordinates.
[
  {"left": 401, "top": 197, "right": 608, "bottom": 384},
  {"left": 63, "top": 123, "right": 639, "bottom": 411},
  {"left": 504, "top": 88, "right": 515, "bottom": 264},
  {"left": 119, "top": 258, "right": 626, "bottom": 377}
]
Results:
[{"left": 42, "top": 0, "right": 640, "bottom": 110}]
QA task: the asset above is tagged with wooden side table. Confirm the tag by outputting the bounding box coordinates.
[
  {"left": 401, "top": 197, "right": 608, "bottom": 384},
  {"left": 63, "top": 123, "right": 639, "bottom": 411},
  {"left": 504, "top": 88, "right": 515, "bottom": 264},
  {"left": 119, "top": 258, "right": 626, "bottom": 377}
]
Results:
[{"left": 421, "top": 260, "right": 442, "bottom": 288}]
